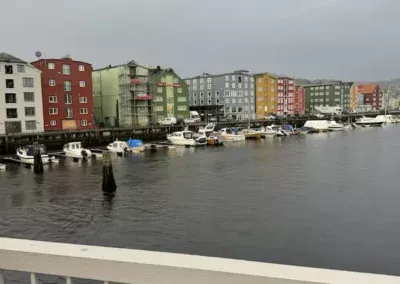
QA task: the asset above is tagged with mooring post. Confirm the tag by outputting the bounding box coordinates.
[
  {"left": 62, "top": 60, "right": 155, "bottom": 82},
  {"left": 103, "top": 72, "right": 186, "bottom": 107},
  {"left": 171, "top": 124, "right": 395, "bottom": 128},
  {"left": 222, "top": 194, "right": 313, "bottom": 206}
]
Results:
[
  {"left": 33, "top": 142, "right": 43, "bottom": 174},
  {"left": 102, "top": 151, "right": 116, "bottom": 192}
]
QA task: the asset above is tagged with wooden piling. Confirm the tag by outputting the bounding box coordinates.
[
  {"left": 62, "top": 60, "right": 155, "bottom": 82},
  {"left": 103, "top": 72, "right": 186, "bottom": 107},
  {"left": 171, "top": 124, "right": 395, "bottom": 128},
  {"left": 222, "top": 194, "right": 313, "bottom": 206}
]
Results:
[
  {"left": 102, "top": 151, "right": 116, "bottom": 193},
  {"left": 33, "top": 142, "right": 43, "bottom": 174}
]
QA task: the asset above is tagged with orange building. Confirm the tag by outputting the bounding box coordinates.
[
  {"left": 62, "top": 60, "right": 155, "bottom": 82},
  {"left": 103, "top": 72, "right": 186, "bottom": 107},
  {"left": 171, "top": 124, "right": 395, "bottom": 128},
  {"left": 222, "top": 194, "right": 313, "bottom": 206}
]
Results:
[{"left": 254, "top": 73, "right": 277, "bottom": 118}]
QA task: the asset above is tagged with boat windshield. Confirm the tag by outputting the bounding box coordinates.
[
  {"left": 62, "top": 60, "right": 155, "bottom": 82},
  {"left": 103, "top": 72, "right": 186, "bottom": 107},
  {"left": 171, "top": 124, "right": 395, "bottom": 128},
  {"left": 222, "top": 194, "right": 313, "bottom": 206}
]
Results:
[
  {"left": 26, "top": 145, "right": 46, "bottom": 155},
  {"left": 183, "top": 132, "right": 193, "bottom": 139}
]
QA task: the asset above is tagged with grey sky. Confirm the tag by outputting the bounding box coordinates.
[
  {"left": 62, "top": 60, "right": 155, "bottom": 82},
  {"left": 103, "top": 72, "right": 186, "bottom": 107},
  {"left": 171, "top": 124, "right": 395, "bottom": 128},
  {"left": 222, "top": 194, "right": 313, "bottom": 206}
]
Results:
[{"left": 2, "top": 0, "right": 399, "bottom": 81}]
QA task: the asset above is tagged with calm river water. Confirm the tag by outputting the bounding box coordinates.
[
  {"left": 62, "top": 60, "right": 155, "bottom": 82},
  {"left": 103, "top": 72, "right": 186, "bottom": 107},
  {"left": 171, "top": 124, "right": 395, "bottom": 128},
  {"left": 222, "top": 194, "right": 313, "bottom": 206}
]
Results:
[{"left": 2, "top": 126, "right": 400, "bottom": 276}]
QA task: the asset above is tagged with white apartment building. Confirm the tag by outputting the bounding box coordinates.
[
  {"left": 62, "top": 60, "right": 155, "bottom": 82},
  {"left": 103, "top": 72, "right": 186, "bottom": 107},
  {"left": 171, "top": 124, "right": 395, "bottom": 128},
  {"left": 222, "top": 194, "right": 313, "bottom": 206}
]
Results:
[{"left": 0, "top": 53, "right": 44, "bottom": 135}]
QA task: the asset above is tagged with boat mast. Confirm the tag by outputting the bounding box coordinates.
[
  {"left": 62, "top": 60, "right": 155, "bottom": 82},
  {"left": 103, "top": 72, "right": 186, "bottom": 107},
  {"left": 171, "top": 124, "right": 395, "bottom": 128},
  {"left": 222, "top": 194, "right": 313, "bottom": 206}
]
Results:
[{"left": 385, "top": 84, "right": 390, "bottom": 117}]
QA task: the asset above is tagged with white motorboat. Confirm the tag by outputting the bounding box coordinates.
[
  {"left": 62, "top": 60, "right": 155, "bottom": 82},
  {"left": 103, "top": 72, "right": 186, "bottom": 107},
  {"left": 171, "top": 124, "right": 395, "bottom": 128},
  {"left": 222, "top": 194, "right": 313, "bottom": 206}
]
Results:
[
  {"left": 167, "top": 131, "right": 201, "bottom": 146},
  {"left": 63, "top": 142, "right": 93, "bottom": 158},
  {"left": 199, "top": 123, "right": 216, "bottom": 135},
  {"left": 355, "top": 116, "right": 384, "bottom": 127},
  {"left": 259, "top": 126, "right": 278, "bottom": 137},
  {"left": 219, "top": 128, "right": 245, "bottom": 142},
  {"left": 303, "top": 120, "right": 329, "bottom": 132},
  {"left": 343, "top": 124, "right": 353, "bottom": 131},
  {"left": 376, "top": 115, "right": 394, "bottom": 124},
  {"left": 16, "top": 144, "right": 50, "bottom": 165},
  {"left": 107, "top": 140, "right": 128, "bottom": 153},
  {"left": 328, "top": 120, "right": 344, "bottom": 131}
]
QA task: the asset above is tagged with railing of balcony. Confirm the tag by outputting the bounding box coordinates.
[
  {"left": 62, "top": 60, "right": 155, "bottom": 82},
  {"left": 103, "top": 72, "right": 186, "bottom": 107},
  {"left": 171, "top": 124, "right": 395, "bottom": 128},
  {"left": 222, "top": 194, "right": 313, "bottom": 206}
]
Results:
[{"left": 1, "top": 237, "right": 400, "bottom": 284}]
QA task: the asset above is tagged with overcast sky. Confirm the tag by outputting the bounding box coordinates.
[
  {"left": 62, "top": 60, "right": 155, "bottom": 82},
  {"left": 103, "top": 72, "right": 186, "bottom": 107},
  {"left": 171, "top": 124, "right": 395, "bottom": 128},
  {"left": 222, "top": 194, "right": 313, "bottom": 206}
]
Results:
[{"left": 2, "top": 0, "right": 399, "bottom": 81}]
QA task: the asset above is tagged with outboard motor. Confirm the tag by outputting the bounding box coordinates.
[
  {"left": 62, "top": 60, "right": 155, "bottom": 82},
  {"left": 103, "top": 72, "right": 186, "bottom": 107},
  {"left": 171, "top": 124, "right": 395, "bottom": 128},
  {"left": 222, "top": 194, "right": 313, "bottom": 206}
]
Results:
[{"left": 81, "top": 149, "right": 88, "bottom": 158}]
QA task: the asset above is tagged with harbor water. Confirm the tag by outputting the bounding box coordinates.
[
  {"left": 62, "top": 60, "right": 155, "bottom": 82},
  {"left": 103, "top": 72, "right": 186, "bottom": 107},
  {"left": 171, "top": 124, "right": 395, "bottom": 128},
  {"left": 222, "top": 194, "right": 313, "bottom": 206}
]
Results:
[{"left": 1, "top": 126, "right": 400, "bottom": 276}]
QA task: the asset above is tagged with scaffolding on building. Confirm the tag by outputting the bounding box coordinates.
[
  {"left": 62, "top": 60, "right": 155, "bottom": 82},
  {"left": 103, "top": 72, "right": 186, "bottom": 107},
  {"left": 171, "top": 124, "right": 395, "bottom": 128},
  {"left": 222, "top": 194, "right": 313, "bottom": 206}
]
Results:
[{"left": 118, "top": 62, "right": 154, "bottom": 127}]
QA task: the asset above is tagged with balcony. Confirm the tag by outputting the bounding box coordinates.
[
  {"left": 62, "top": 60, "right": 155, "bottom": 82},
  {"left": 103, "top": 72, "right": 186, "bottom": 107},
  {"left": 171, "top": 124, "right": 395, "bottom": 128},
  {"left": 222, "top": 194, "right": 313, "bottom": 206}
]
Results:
[{"left": 1, "top": 237, "right": 400, "bottom": 284}]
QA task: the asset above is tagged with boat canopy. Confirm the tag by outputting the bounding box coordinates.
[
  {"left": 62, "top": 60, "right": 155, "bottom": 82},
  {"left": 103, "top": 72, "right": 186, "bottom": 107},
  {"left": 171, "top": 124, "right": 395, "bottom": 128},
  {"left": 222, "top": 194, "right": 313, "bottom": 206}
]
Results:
[
  {"left": 127, "top": 139, "right": 144, "bottom": 148},
  {"left": 282, "top": 125, "right": 294, "bottom": 131}
]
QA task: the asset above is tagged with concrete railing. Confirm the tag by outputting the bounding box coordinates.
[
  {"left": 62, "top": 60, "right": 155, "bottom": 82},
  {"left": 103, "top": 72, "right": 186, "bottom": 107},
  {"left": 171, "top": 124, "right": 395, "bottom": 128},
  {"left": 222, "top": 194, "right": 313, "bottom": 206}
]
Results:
[{"left": 1, "top": 237, "right": 400, "bottom": 284}]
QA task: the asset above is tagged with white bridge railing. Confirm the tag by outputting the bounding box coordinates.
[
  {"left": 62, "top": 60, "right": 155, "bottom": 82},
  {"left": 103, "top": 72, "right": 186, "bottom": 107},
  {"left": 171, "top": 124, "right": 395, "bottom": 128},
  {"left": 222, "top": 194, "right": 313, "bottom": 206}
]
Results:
[{"left": 1, "top": 237, "right": 400, "bottom": 284}]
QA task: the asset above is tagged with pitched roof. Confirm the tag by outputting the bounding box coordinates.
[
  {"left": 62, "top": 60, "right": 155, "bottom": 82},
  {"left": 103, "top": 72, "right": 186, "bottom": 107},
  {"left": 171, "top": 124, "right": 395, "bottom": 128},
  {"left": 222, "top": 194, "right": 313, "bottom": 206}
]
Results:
[
  {"left": 357, "top": 84, "right": 378, "bottom": 94},
  {"left": 0, "top": 52, "right": 27, "bottom": 64}
]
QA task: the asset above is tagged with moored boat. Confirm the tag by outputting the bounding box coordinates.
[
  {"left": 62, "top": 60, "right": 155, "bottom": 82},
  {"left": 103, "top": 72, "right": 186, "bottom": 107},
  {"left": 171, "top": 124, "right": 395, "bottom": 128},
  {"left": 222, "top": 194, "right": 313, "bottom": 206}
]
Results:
[
  {"left": 63, "top": 142, "right": 93, "bottom": 158},
  {"left": 126, "top": 139, "right": 145, "bottom": 152},
  {"left": 328, "top": 120, "right": 344, "bottom": 131},
  {"left": 258, "top": 126, "right": 277, "bottom": 138},
  {"left": 206, "top": 132, "right": 225, "bottom": 146},
  {"left": 17, "top": 144, "right": 50, "bottom": 165},
  {"left": 355, "top": 116, "right": 384, "bottom": 127},
  {"left": 167, "top": 131, "right": 202, "bottom": 146},
  {"left": 219, "top": 128, "right": 245, "bottom": 142},
  {"left": 304, "top": 120, "right": 329, "bottom": 132},
  {"left": 107, "top": 140, "right": 128, "bottom": 153},
  {"left": 239, "top": 128, "right": 262, "bottom": 139}
]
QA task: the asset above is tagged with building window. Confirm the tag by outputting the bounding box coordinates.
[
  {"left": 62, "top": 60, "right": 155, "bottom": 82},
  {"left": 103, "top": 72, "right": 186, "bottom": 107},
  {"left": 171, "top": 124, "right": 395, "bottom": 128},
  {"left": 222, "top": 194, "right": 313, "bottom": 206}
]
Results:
[
  {"left": 238, "top": 83, "right": 242, "bottom": 89},
  {"left": 173, "top": 77, "right": 179, "bottom": 84},
  {"left": 5, "top": 65, "right": 13, "bottom": 74},
  {"left": 250, "top": 77, "right": 254, "bottom": 82},
  {"left": 225, "top": 82, "right": 229, "bottom": 88},
  {"left": 207, "top": 91, "right": 211, "bottom": 97},
  {"left": 50, "top": 120, "right": 57, "bottom": 126},
  {"left": 49, "top": 96, "right": 57, "bottom": 103},
  {"left": 62, "top": 64, "right": 71, "bottom": 75},
  {"left": 192, "top": 79, "right": 197, "bottom": 84},
  {"left": 25, "top": 120, "right": 36, "bottom": 130},
  {"left": 177, "top": 87, "right": 182, "bottom": 93},
  {"left": 186, "top": 80, "right": 190, "bottom": 85},
  {"left": 65, "top": 94, "right": 72, "bottom": 104},
  {"left": 216, "top": 99, "right": 220, "bottom": 104},
  {"left": 177, "top": 97, "right": 186, "bottom": 102},
  {"left": 231, "top": 75, "right": 236, "bottom": 81},
  {"left": 225, "top": 98, "right": 229, "bottom": 103},
  {"left": 79, "top": 81, "right": 86, "bottom": 87},
  {"left": 6, "top": 108, "right": 18, "bottom": 118},
  {"left": 232, "top": 83, "right": 236, "bottom": 89},
  {"left": 193, "top": 92, "right": 197, "bottom": 98},
  {"left": 22, "top": 77, "right": 34, "bottom": 87},
  {"left": 154, "top": 96, "right": 163, "bottom": 102},
  {"left": 5, "top": 93, "right": 16, "bottom": 103},
  {"left": 48, "top": 63, "right": 55, "bottom": 69},
  {"left": 17, "top": 64, "right": 25, "bottom": 73},
  {"left": 193, "top": 85, "right": 197, "bottom": 90},
  {"left": 200, "top": 92, "right": 204, "bottom": 98},
  {"left": 64, "top": 81, "right": 72, "bottom": 91},
  {"left": 161, "top": 77, "right": 166, "bottom": 83},
  {"left": 81, "top": 119, "right": 88, "bottom": 126},
  {"left": 66, "top": 107, "right": 73, "bottom": 118},
  {"left": 193, "top": 100, "right": 197, "bottom": 105},
  {"left": 79, "top": 97, "right": 87, "bottom": 103},
  {"left": 157, "top": 87, "right": 163, "bottom": 93},
  {"left": 232, "top": 98, "right": 236, "bottom": 104},
  {"left": 25, "top": 107, "right": 35, "bottom": 116},
  {"left": 207, "top": 84, "right": 212, "bottom": 89},
  {"left": 80, "top": 108, "right": 88, "bottom": 114},
  {"left": 244, "top": 83, "right": 248, "bottom": 88},
  {"left": 238, "top": 98, "right": 242, "bottom": 103},
  {"left": 207, "top": 78, "right": 212, "bottom": 83},
  {"left": 238, "top": 76, "right": 242, "bottom": 83},
  {"left": 230, "top": 91, "right": 236, "bottom": 97},
  {"left": 257, "top": 87, "right": 262, "bottom": 92},
  {"left": 200, "top": 99, "right": 204, "bottom": 105},
  {"left": 199, "top": 85, "right": 204, "bottom": 90},
  {"left": 49, "top": 108, "right": 58, "bottom": 115},
  {"left": 200, "top": 78, "right": 204, "bottom": 84},
  {"left": 177, "top": 105, "right": 187, "bottom": 111},
  {"left": 78, "top": 65, "right": 85, "bottom": 71},
  {"left": 225, "top": 75, "right": 229, "bottom": 81},
  {"left": 245, "top": 91, "right": 249, "bottom": 96},
  {"left": 49, "top": 79, "right": 56, "bottom": 86},
  {"left": 24, "top": 92, "right": 34, "bottom": 102},
  {"left": 155, "top": 106, "right": 163, "bottom": 112},
  {"left": 216, "top": 91, "right": 220, "bottom": 98},
  {"left": 224, "top": 90, "right": 230, "bottom": 97},
  {"left": 6, "top": 79, "right": 14, "bottom": 88}
]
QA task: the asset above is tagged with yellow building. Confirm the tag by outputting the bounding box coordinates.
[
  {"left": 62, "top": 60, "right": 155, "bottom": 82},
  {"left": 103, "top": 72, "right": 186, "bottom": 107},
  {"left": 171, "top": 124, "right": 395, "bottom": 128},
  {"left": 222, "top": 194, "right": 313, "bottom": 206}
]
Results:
[
  {"left": 254, "top": 73, "right": 277, "bottom": 118},
  {"left": 349, "top": 82, "right": 358, "bottom": 112}
]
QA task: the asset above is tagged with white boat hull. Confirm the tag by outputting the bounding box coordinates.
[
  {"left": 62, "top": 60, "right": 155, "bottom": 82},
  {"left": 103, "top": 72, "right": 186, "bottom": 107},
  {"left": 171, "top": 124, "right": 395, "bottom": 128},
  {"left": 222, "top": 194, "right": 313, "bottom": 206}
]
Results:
[
  {"left": 329, "top": 127, "right": 344, "bottom": 131},
  {"left": 17, "top": 155, "right": 50, "bottom": 165},
  {"left": 63, "top": 150, "right": 92, "bottom": 158},
  {"left": 220, "top": 134, "right": 245, "bottom": 142},
  {"left": 167, "top": 136, "right": 197, "bottom": 146}
]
